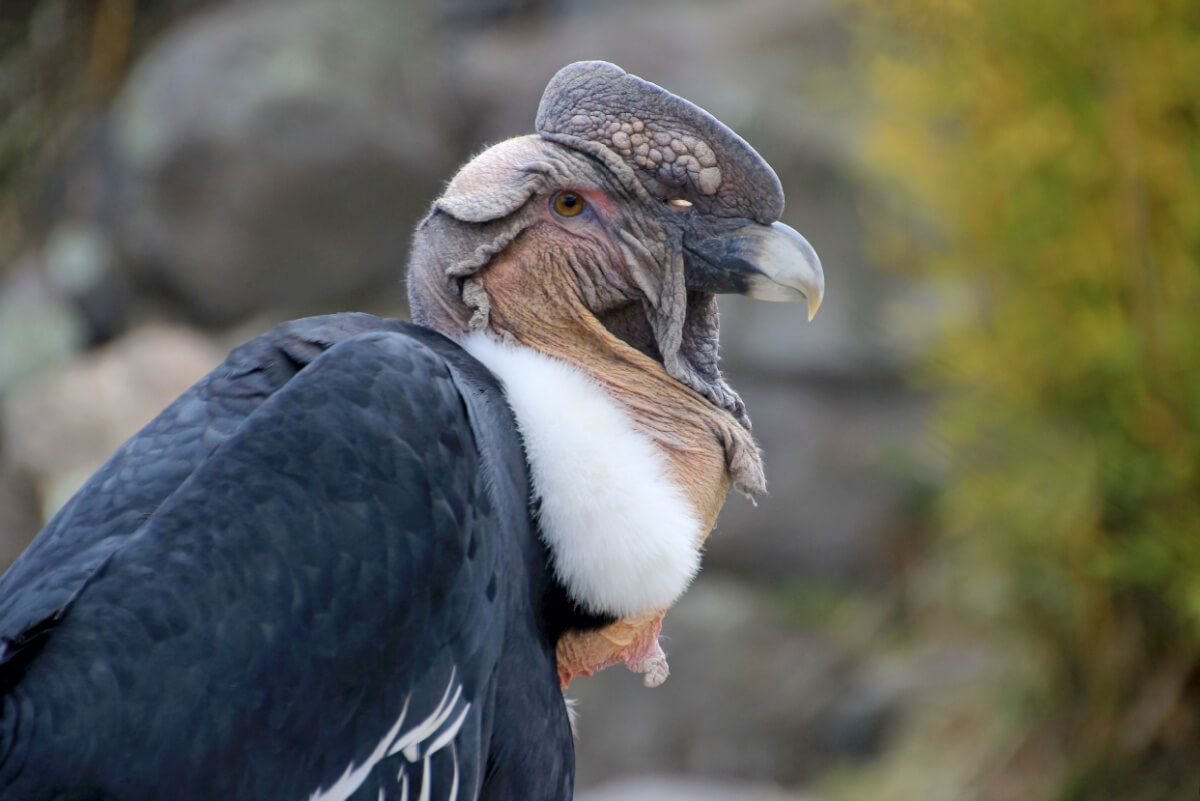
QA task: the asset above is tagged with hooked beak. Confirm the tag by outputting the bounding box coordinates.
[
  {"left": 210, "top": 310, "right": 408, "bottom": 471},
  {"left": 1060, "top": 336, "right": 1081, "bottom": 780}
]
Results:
[
  {"left": 740, "top": 222, "right": 824, "bottom": 320},
  {"left": 683, "top": 220, "right": 825, "bottom": 321}
]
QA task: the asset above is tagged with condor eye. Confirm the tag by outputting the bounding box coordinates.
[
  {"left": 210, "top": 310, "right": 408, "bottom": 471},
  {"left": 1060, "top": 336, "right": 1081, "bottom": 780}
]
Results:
[{"left": 552, "top": 191, "right": 586, "bottom": 217}]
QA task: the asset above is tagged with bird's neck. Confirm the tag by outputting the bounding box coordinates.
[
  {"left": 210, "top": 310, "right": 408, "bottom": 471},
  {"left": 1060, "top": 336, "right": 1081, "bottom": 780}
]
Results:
[{"left": 476, "top": 249, "right": 749, "bottom": 535}]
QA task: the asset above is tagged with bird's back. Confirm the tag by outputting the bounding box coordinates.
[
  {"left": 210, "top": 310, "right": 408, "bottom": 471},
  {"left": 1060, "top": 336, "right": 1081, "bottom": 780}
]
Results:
[{"left": 0, "top": 314, "right": 574, "bottom": 801}]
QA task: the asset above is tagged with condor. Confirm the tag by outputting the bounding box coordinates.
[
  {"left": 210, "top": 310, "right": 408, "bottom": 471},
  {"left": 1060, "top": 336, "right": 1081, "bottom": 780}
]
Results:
[{"left": 0, "top": 61, "right": 822, "bottom": 801}]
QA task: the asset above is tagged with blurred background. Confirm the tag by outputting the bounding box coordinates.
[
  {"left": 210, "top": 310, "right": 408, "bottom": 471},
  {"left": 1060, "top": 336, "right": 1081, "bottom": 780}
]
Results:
[{"left": 0, "top": 0, "right": 1197, "bottom": 799}]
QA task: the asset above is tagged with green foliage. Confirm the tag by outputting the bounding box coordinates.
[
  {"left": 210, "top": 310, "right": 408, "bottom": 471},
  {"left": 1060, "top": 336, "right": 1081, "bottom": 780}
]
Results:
[{"left": 857, "top": 1, "right": 1200, "bottom": 797}]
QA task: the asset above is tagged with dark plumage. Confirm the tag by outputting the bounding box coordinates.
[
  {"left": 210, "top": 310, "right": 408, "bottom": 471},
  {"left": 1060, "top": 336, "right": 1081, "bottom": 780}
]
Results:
[{"left": 0, "top": 315, "right": 595, "bottom": 800}]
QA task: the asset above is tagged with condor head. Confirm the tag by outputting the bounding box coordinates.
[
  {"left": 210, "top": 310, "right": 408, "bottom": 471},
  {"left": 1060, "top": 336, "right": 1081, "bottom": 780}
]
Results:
[{"left": 407, "top": 61, "right": 824, "bottom": 499}]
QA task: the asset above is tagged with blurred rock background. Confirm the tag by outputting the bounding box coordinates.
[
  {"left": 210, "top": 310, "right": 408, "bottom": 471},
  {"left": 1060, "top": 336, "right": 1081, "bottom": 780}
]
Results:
[{"left": 1, "top": 1, "right": 1196, "bottom": 799}]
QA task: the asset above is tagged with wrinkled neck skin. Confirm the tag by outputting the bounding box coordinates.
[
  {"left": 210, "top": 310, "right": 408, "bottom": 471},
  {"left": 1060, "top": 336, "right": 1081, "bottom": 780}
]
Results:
[{"left": 468, "top": 227, "right": 755, "bottom": 536}]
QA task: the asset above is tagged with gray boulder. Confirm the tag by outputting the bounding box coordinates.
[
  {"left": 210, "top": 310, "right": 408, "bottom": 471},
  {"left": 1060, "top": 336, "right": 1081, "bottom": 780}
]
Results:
[{"left": 110, "top": 0, "right": 455, "bottom": 325}]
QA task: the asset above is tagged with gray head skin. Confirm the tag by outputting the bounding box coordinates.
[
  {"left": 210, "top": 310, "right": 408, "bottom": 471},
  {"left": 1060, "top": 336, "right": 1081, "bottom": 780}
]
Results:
[{"left": 407, "top": 60, "right": 823, "bottom": 436}]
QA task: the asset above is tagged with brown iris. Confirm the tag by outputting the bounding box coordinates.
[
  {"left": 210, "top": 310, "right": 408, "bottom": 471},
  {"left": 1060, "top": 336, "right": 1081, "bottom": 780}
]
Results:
[{"left": 552, "top": 191, "right": 586, "bottom": 217}]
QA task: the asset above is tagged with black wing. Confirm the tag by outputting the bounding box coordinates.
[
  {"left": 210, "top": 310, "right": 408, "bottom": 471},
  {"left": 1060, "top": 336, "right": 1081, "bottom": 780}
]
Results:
[{"left": 0, "top": 314, "right": 574, "bottom": 801}]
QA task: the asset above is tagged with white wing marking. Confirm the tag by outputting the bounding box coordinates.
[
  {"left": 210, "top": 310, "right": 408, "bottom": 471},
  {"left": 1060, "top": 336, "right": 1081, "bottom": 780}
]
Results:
[
  {"left": 305, "top": 696, "right": 410, "bottom": 801},
  {"left": 390, "top": 669, "right": 463, "bottom": 761},
  {"left": 448, "top": 742, "right": 461, "bottom": 801},
  {"left": 427, "top": 703, "right": 471, "bottom": 757},
  {"left": 418, "top": 753, "right": 432, "bottom": 801},
  {"left": 403, "top": 683, "right": 463, "bottom": 762},
  {"left": 305, "top": 666, "right": 473, "bottom": 801}
]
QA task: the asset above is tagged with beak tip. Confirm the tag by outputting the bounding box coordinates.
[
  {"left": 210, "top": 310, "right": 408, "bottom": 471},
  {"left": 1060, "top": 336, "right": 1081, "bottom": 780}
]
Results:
[
  {"left": 806, "top": 288, "right": 823, "bottom": 322},
  {"left": 762, "top": 221, "right": 824, "bottom": 320}
]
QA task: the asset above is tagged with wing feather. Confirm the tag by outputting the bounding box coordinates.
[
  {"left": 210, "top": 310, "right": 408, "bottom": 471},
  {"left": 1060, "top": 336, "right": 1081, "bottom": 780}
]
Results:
[{"left": 0, "top": 316, "right": 530, "bottom": 801}]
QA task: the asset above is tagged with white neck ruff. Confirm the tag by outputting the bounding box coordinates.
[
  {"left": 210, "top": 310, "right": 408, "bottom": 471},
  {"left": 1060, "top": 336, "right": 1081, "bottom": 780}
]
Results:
[{"left": 460, "top": 333, "right": 702, "bottom": 618}]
